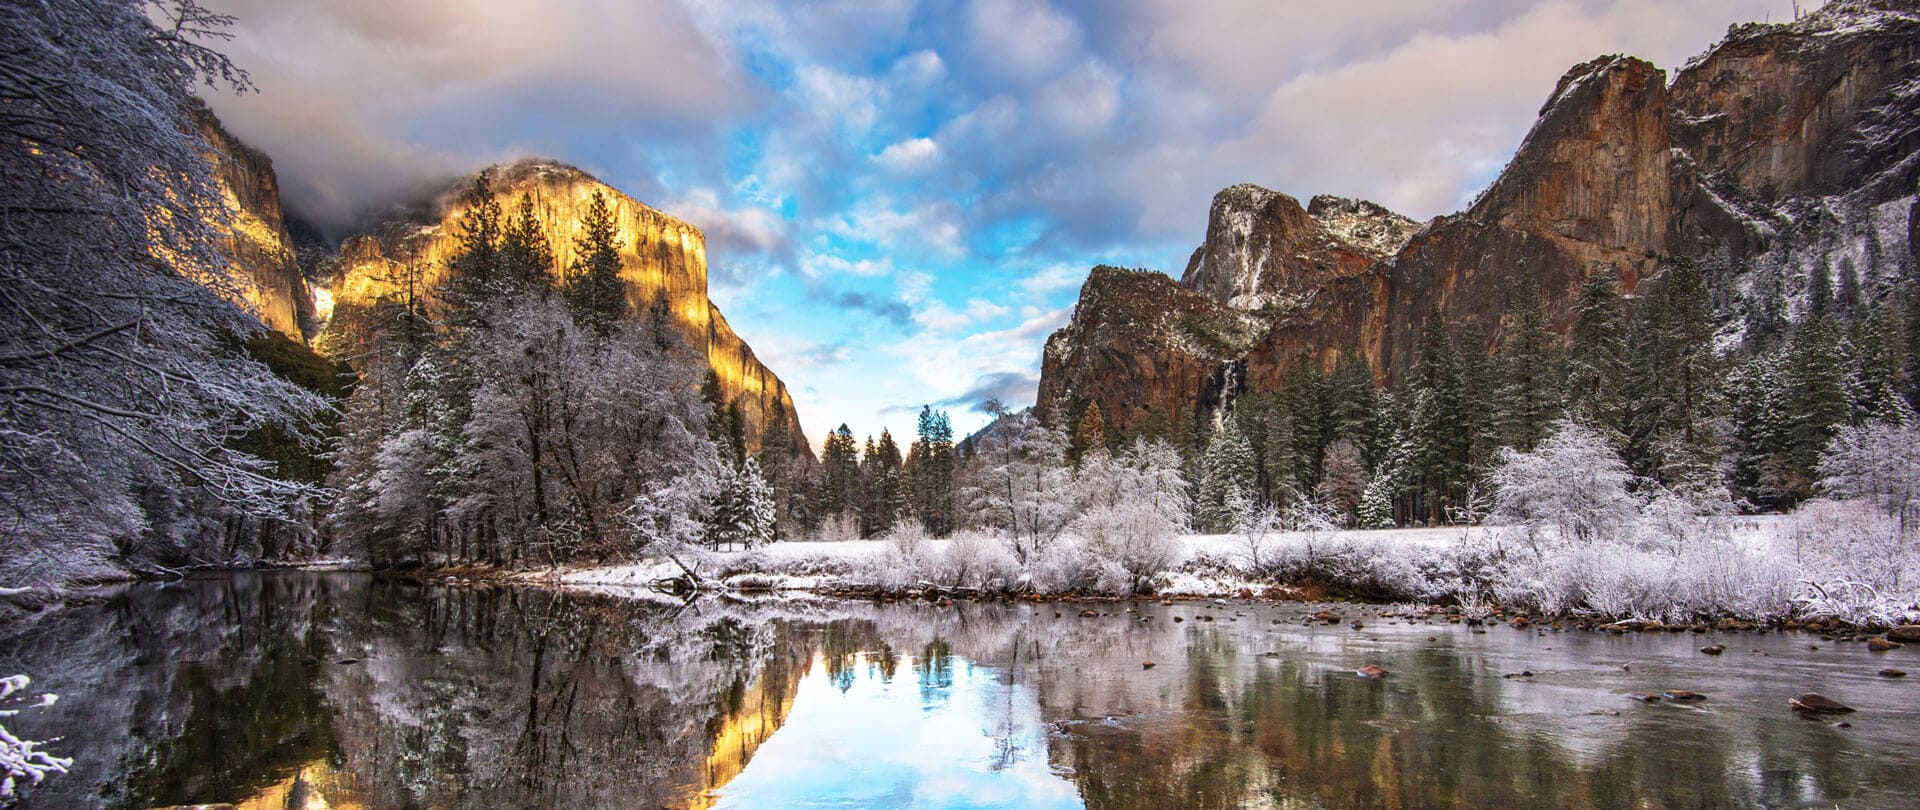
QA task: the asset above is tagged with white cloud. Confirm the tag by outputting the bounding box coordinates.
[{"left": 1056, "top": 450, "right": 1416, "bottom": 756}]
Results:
[
  {"left": 1016, "top": 264, "right": 1087, "bottom": 296},
  {"left": 965, "top": 0, "right": 1084, "bottom": 84},
  {"left": 876, "top": 137, "right": 941, "bottom": 172}
]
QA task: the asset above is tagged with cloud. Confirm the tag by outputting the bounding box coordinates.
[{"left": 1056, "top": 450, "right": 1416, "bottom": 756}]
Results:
[
  {"left": 830, "top": 290, "right": 914, "bottom": 328},
  {"left": 199, "top": 0, "right": 750, "bottom": 228},
  {"left": 1016, "top": 264, "right": 1088, "bottom": 296},
  {"left": 934, "top": 371, "right": 1040, "bottom": 412},
  {"left": 876, "top": 137, "right": 941, "bottom": 173}
]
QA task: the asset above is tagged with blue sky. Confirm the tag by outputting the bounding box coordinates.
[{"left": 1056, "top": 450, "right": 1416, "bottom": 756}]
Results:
[{"left": 201, "top": 0, "right": 1808, "bottom": 446}]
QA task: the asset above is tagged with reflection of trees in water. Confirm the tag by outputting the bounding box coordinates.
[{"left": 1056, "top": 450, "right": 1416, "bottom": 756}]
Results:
[{"left": 5, "top": 578, "right": 1913, "bottom": 809}]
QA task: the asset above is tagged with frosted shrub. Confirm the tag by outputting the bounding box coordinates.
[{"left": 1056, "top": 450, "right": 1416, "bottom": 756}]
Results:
[
  {"left": 934, "top": 532, "right": 1020, "bottom": 591},
  {"left": 1027, "top": 538, "right": 1101, "bottom": 594},
  {"left": 1491, "top": 419, "right": 1640, "bottom": 549},
  {"left": 1075, "top": 502, "right": 1183, "bottom": 594},
  {"left": 862, "top": 526, "right": 935, "bottom": 590},
  {"left": 1784, "top": 498, "right": 1918, "bottom": 624}
]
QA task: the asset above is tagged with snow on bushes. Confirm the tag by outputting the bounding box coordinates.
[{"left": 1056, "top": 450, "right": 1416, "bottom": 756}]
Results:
[{"left": 0, "top": 675, "right": 68, "bottom": 800}]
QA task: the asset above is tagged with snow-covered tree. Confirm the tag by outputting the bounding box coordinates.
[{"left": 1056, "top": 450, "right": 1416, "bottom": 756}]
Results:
[
  {"left": 1196, "top": 418, "right": 1256, "bottom": 532},
  {"left": 964, "top": 413, "right": 1076, "bottom": 564},
  {"left": 0, "top": 674, "right": 69, "bottom": 800},
  {"left": 1819, "top": 421, "right": 1920, "bottom": 533},
  {"left": 1073, "top": 439, "right": 1189, "bottom": 592},
  {"left": 1314, "top": 438, "right": 1366, "bottom": 526},
  {"left": 1491, "top": 419, "right": 1640, "bottom": 547},
  {"left": 710, "top": 455, "right": 776, "bottom": 550},
  {"left": 0, "top": 1, "right": 327, "bottom": 585}
]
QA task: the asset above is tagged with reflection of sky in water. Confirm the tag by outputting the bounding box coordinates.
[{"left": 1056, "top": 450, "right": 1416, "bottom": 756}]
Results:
[{"left": 713, "top": 651, "right": 1083, "bottom": 809}]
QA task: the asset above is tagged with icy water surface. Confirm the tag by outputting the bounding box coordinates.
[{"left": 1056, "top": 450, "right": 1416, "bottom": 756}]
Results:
[{"left": 3, "top": 572, "right": 1917, "bottom": 809}]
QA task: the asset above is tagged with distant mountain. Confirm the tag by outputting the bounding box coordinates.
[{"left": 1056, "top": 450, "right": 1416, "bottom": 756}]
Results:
[{"left": 1037, "top": 0, "right": 1920, "bottom": 437}]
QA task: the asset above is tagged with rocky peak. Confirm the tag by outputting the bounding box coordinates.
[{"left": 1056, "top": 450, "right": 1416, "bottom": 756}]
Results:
[
  {"left": 1180, "top": 184, "right": 1409, "bottom": 312},
  {"left": 1306, "top": 195, "right": 1420, "bottom": 260}
]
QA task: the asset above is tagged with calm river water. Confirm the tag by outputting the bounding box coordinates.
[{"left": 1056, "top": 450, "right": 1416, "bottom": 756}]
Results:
[{"left": 2, "top": 572, "right": 1915, "bottom": 808}]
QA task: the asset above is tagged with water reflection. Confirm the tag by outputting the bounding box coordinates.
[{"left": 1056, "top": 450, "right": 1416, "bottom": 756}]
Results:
[{"left": 1, "top": 574, "right": 1915, "bottom": 809}]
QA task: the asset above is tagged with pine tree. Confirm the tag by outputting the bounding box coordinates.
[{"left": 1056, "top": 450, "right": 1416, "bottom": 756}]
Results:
[
  {"left": 1455, "top": 323, "right": 1500, "bottom": 472},
  {"left": 756, "top": 416, "right": 795, "bottom": 539},
  {"left": 1565, "top": 269, "right": 1629, "bottom": 437},
  {"left": 1072, "top": 401, "right": 1109, "bottom": 462},
  {"left": 1727, "top": 350, "right": 1792, "bottom": 507},
  {"left": 1497, "top": 281, "right": 1563, "bottom": 452},
  {"left": 1261, "top": 404, "right": 1301, "bottom": 505},
  {"left": 1845, "top": 307, "right": 1906, "bottom": 425},
  {"left": 438, "top": 171, "right": 505, "bottom": 328},
  {"left": 872, "top": 429, "right": 904, "bottom": 534},
  {"left": 1624, "top": 259, "right": 1721, "bottom": 488},
  {"left": 1324, "top": 349, "right": 1377, "bottom": 449},
  {"left": 500, "top": 193, "right": 555, "bottom": 292},
  {"left": 1808, "top": 260, "right": 1833, "bottom": 322},
  {"left": 1784, "top": 317, "right": 1852, "bottom": 496},
  {"left": 566, "top": 190, "right": 625, "bottom": 332},
  {"left": 1408, "top": 307, "right": 1469, "bottom": 523},
  {"left": 1196, "top": 417, "right": 1257, "bottom": 532},
  {"left": 905, "top": 406, "right": 955, "bottom": 535},
  {"left": 820, "top": 424, "right": 861, "bottom": 522},
  {"left": 1838, "top": 258, "right": 1863, "bottom": 320},
  {"left": 1904, "top": 282, "right": 1920, "bottom": 410}
]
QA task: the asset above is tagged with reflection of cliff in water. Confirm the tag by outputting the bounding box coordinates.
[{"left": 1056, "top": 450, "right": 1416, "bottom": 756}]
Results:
[
  {"left": 2, "top": 575, "right": 815, "bottom": 809},
  {"left": 3, "top": 576, "right": 1914, "bottom": 809}
]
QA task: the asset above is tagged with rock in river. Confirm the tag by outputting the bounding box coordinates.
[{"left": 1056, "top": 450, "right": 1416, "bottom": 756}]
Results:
[
  {"left": 1357, "top": 665, "right": 1390, "bottom": 679},
  {"left": 1867, "top": 637, "right": 1903, "bottom": 652},
  {"left": 1886, "top": 625, "right": 1920, "bottom": 643},
  {"left": 1790, "top": 693, "right": 1855, "bottom": 714}
]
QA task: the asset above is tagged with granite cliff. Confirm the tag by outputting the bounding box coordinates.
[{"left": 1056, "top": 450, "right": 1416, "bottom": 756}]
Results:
[
  {"left": 324, "top": 161, "right": 812, "bottom": 460},
  {"left": 193, "top": 103, "right": 310, "bottom": 341},
  {"left": 1038, "top": 0, "right": 1920, "bottom": 436}
]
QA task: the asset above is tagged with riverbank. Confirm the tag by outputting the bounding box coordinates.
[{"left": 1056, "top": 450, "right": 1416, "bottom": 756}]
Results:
[{"left": 484, "top": 515, "right": 1920, "bottom": 638}]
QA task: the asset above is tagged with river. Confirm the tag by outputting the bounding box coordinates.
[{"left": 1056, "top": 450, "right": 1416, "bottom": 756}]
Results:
[{"left": 1, "top": 572, "right": 1914, "bottom": 808}]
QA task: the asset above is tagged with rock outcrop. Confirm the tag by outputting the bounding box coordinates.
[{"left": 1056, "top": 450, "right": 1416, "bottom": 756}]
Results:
[
  {"left": 1037, "top": 0, "right": 1920, "bottom": 435},
  {"left": 193, "top": 103, "right": 311, "bottom": 341},
  {"left": 329, "top": 161, "right": 812, "bottom": 460}
]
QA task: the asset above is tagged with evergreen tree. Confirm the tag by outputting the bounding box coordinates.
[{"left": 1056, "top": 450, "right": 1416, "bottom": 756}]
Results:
[
  {"left": 710, "top": 454, "right": 775, "bottom": 549},
  {"left": 1565, "top": 269, "right": 1629, "bottom": 437},
  {"left": 1904, "top": 282, "right": 1920, "bottom": 410},
  {"left": 1624, "top": 259, "right": 1721, "bottom": 488},
  {"left": 1496, "top": 281, "right": 1563, "bottom": 451},
  {"left": 820, "top": 424, "right": 861, "bottom": 520},
  {"left": 438, "top": 171, "right": 505, "bottom": 328},
  {"left": 566, "top": 190, "right": 626, "bottom": 332},
  {"left": 1838, "top": 258, "right": 1863, "bottom": 319},
  {"left": 1808, "top": 260, "right": 1833, "bottom": 322},
  {"left": 1278, "top": 355, "right": 1325, "bottom": 493},
  {"left": 756, "top": 416, "right": 796, "bottom": 539},
  {"left": 1408, "top": 307, "right": 1469, "bottom": 523},
  {"left": 1261, "top": 404, "right": 1302, "bottom": 505},
  {"left": 1072, "top": 401, "right": 1109, "bottom": 462},
  {"left": 1727, "top": 350, "right": 1792, "bottom": 507},
  {"left": 1783, "top": 318, "right": 1852, "bottom": 494},
  {"left": 1324, "top": 349, "right": 1377, "bottom": 449},
  {"left": 500, "top": 193, "right": 554, "bottom": 292},
  {"left": 905, "top": 406, "right": 955, "bottom": 535},
  {"left": 1455, "top": 323, "right": 1500, "bottom": 472},
  {"left": 1196, "top": 417, "right": 1257, "bottom": 532},
  {"left": 872, "top": 429, "right": 904, "bottom": 534},
  {"left": 1845, "top": 307, "right": 1906, "bottom": 425}
]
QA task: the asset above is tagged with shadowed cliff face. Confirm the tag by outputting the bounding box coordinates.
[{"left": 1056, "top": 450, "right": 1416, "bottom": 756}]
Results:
[
  {"left": 1039, "top": 0, "right": 1920, "bottom": 433},
  {"left": 194, "top": 104, "right": 311, "bottom": 342},
  {"left": 329, "top": 161, "right": 812, "bottom": 460}
]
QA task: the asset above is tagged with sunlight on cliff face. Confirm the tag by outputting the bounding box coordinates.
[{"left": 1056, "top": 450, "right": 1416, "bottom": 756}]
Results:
[{"left": 233, "top": 758, "right": 365, "bottom": 810}]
